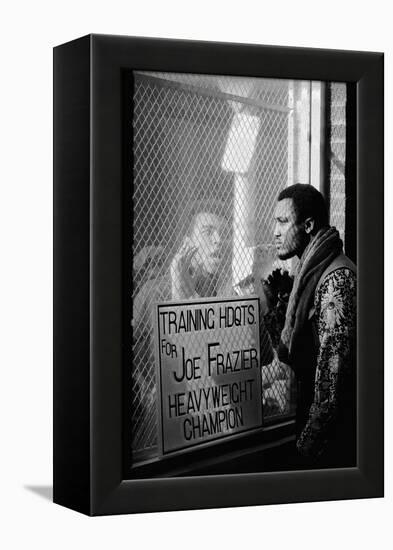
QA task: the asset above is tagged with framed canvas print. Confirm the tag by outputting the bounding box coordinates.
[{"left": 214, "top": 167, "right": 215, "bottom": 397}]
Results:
[{"left": 53, "top": 34, "right": 383, "bottom": 515}]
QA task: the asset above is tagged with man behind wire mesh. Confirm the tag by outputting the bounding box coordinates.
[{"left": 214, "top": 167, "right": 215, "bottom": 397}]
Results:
[
  {"left": 132, "top": 204, "right": 234, "bottom": 454},
  {"left": 132, "top": 201, "right": 276, "bottom": 456}
]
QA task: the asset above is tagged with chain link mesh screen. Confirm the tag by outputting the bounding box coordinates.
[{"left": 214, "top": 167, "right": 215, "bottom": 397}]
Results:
[{"left": 131, "top": 72, "right": 307, "bottom": 462}]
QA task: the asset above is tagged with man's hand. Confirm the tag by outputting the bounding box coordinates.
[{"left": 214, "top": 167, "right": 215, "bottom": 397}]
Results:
[{"left": 170, "top": 237, "right": 199, "bottom": 299}]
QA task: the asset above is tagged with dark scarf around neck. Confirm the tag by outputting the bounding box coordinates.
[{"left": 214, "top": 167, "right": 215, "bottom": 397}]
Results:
[{"left": 278, "top": 226, "right": 343, "bottom": 365}]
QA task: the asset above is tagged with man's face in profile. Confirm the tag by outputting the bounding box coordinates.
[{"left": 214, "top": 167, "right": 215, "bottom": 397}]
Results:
[
  {"left": 191, "top": 212, "right": 224, "bottom": 275},
  {"left": 273, "top": 198, "right": 307, "bottom": 260}
]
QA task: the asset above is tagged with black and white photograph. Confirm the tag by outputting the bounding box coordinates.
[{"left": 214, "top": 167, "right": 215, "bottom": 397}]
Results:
[{"left": 128, "top": 72, "right": 357, "bottom": 476}]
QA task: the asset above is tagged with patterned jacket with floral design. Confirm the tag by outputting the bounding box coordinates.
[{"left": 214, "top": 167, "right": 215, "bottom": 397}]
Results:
[{"left": 265, "top": 253, "right": 357, "bottom": 464}]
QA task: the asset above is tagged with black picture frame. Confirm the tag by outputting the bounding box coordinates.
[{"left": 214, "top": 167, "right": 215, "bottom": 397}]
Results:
[{"left": 53, "top": 34, "right": 384, "bottom": 516}]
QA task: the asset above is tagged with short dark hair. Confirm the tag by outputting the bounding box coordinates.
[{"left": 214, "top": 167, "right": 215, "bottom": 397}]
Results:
[{"left": 278, "top": 183, "right": 329, "bottom": 229}]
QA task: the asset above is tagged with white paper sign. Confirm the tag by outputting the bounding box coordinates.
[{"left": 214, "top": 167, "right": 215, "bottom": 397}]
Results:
[{"left": 156, "top": 297, "right": 263, "bottom": 455}]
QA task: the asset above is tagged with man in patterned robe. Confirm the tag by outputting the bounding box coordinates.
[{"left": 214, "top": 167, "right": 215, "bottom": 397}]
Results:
[{"left": 261, "top": 183, "right": 356, "bottom": 468}]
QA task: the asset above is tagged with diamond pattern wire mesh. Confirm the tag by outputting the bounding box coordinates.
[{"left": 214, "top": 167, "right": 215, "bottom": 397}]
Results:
[
  {"left": 131, "top": 72, "right": 299, "bottom": 461},
  {"left": 328, "top": 83, "right": 347, "bottom": 245}
]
